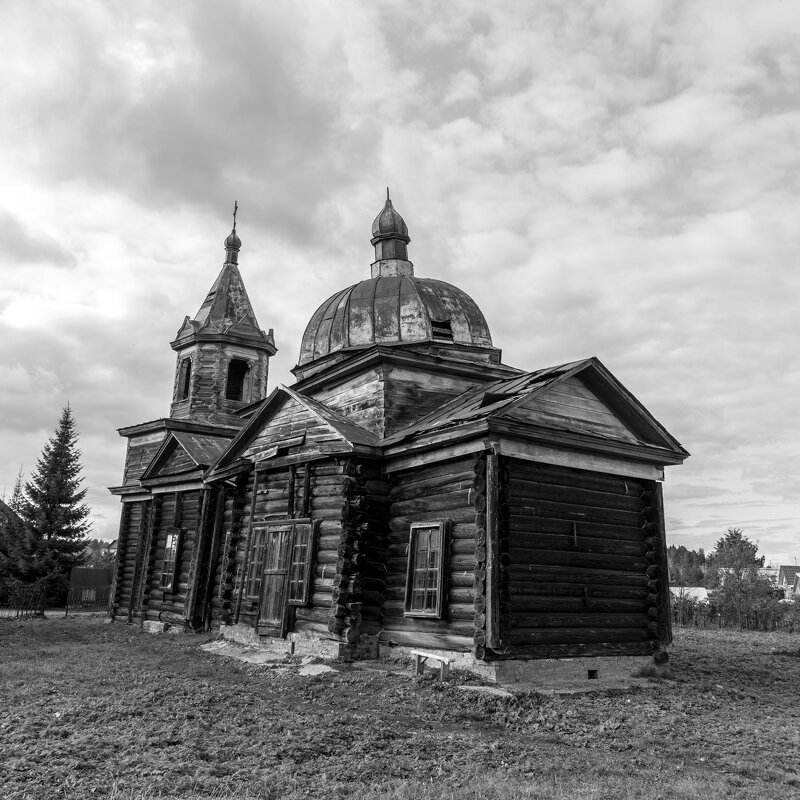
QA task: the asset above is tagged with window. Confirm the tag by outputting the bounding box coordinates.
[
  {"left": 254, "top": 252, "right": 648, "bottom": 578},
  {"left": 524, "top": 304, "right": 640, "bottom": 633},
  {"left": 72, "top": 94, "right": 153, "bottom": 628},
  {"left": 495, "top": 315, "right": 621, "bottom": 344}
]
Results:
[
  {"left": 288, "top": 522, "right": 314, "bottom": 606},
  {"left": 246, "top": 527, "right": 267, "bottom": 599},
  {"left": 404, "top": 521, "right": 449, "bottom": 618},
  {"left": 161, "top": 493, "right": 183, "bottom": 591},
  {"left": 226, "top": 359, "right": 250, "bottom": 401},
  {"left": 177, "top": 358, "right": 192, "bottom": 401},
  {"left": 245, "top": 520, "right": 316, "bottom": 605},
  {"left": 161, "top": 531, "right": 180, "bottom": 590},
  {"left": 430, "top": 319, "right": 453, "bottom": 342}
]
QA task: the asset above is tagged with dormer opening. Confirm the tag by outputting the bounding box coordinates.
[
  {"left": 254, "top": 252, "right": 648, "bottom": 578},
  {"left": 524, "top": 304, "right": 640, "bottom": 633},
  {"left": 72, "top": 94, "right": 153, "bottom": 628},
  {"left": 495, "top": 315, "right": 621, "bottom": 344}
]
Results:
[
  {"left": 226, "top": 358, "right": 251, "bottom": 402},
  {"left": 431, "top": 319, "right": 453, "bottom": 342},
  {"left": 177, "top": 358, "right": 192, "bottom": 400}
]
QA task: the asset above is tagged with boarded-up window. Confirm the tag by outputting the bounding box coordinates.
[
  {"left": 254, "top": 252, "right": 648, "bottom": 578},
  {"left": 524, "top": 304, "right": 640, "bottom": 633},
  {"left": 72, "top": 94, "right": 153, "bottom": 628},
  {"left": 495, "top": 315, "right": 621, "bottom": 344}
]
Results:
[{"left": 404, "top": 521, "right": 448, "bottom": 618}]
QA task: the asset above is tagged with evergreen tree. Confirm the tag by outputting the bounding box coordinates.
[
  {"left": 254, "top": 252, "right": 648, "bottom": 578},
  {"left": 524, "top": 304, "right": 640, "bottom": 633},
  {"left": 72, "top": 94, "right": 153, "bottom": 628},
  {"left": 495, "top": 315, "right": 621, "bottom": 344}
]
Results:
[
  {"left": 0, "top": 468, "right": 25, "bottom": 582},
  {"left": 16, "top": 406, "right": 91, "bottom": 599}
]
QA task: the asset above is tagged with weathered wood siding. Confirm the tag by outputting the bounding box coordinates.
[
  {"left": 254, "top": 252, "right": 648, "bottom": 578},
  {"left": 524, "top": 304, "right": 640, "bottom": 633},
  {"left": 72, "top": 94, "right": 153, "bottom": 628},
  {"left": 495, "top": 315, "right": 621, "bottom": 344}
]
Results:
[
  {"left": 311, "top": 368, "right": 386, "bottom": 436},
  {"left": 144, "top": 489, "right": 202, "bottom": 621},
  {"left": 381, "top": 456, "right": 477, "bottom": 651},
  {"left": 502, "top": 459, "right": 663, "bottom": 659},
  {"left": 504, "top": 376, "right": 638, "bottom": 443},
  {"left": 123, "top": 437, "right": 166, "bottom": 485},
  {"left": 111, "top": 500, "right": 146, "bottom": 616},
  {"left": 382, "top": 366, "right": 486, "bottom": 435},
  {"left": 228, "top": 462, "right": 349, "bottom": 636},
  {"left": 244, "top": 397, "right": 349, "bottom": 461}
]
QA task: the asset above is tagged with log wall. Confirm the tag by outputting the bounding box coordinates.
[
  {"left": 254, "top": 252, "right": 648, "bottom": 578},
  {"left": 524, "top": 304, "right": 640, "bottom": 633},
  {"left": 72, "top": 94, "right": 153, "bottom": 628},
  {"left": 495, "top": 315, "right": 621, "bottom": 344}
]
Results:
[
  {"left": 503, "top": 458, "right": 664, "bottom": 659},
  {"left": 381, "top": 456, "right": 477, "bottom": 651},
  {"left": 111, "top": 500, "right": 146, "bottom": 617},
  {"left": 143, "top": 489, "right": 202, "bottom": 622}
]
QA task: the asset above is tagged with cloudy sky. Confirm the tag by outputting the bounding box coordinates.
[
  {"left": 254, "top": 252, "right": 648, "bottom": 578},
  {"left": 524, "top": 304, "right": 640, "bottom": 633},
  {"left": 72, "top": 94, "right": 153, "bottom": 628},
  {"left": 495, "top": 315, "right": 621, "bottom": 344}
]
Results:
[{"left": 1, "top": 1, "right": 798, "bottom": 565}]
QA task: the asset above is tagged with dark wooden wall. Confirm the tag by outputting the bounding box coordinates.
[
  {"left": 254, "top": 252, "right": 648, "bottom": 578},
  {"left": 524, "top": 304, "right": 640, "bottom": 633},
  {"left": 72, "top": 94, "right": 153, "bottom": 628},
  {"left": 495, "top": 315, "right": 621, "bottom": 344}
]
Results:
[
  {"left": 381, "top": 455, "right": 477, "bottom": 651},
  {"left": 143, "top": 490, "right": 202, "bottom": 622},
  {"left": 111, "top": 500, "right": 145, "bottom": 617},
  {"left": 501, "top": 459, "right": 664, "bottom": 659}
]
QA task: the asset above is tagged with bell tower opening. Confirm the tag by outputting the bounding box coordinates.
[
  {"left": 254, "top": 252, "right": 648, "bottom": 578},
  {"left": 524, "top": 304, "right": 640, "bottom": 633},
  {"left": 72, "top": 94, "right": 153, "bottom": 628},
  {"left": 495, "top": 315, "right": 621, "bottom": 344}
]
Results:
[
  {"left": 225, "top": 359, "right": 251, "bottom": 402},
  {"left": 177, "top": 358, "right": 192, "bottom": 401}
]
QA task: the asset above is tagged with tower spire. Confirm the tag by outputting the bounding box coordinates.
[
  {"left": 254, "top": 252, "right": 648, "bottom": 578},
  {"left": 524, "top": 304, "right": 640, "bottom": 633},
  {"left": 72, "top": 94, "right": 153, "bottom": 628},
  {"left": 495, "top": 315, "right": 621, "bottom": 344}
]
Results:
[
  {"left": 224, "top": 201, "right": 241, "bottom": 264},
  {"left": 370, "top": 190, "right": 413, "bottom": 278}
]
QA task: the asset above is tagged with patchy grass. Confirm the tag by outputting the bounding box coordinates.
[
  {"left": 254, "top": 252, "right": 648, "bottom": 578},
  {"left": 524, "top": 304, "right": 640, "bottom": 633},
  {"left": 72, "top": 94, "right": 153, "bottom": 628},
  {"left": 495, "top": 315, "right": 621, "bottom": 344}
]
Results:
[{"left": 1, "top": 619, "right": 799, "bottom": 799}]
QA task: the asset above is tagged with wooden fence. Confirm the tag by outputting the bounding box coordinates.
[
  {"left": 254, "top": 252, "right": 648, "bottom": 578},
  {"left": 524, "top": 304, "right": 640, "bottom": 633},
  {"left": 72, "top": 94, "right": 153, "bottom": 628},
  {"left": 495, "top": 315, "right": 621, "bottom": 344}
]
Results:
[{"left": 0, "top": 583, "right": 47, "bottom": 619}]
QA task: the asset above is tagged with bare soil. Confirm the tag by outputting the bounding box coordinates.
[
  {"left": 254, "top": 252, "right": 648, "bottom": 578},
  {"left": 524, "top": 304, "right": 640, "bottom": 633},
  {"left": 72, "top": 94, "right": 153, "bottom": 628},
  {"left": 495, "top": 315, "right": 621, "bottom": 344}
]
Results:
[{"left": 1, "top": 617, "right": 798, "bottom": 799}]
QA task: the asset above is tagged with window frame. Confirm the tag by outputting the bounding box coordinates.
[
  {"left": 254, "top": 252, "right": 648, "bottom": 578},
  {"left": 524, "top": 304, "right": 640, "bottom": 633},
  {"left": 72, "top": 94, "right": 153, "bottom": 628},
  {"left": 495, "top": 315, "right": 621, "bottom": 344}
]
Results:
[
  {"left": 176, "top": 357, "right": 192, "bottom": 401},
  {"left": 245, "top": 519, "right": 317, "bottom": 607},
  {"left": 160, "top": 493, "right": 184, "bottom": 592},
  {"left": 225, "top": 358, "right": 251, "bottom": 402},
  {"left": 404, "top": 520, "right": 449, "bottom": 619}
]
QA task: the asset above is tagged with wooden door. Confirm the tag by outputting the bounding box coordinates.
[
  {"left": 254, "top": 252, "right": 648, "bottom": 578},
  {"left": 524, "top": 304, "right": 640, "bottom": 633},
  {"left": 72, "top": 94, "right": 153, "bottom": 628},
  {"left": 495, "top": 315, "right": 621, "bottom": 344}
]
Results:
[{"left": 257, "top": 525, "right": 293, "bottom": 634}]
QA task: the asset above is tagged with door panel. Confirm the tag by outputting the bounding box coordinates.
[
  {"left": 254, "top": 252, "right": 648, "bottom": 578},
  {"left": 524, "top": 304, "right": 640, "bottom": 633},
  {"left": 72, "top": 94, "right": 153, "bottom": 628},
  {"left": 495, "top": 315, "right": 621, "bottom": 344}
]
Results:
[{"left": 258, "top": 525, "right": 292, "bottom": 633}]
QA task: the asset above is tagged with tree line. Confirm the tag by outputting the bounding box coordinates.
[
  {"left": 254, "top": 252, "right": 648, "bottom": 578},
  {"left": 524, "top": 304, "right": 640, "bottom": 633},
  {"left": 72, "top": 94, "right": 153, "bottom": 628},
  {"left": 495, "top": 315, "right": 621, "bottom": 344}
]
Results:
[
  {"left": 0, "top": 406, "right": 93, "bottom": 605},
  {"left": 669, "top": 528, "right": 799, "bottom": 631}
]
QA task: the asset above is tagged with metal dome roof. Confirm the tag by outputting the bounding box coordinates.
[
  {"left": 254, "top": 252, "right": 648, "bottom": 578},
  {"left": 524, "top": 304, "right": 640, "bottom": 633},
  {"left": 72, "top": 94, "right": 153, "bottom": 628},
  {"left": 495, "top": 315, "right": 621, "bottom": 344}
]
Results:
[{"left": 297, "top": 275, "right": 493, "bottom": 366}]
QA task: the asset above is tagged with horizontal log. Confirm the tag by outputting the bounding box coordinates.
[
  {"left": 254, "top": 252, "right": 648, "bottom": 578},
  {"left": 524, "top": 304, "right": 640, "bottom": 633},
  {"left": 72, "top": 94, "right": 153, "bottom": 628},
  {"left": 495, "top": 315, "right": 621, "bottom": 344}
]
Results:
[
  {"left": 508, "top": 547, "right": 649, "bottom": 573},
  {"left": 381, "top": 629, "right": 473, "bottom": 652},
  {"left": 294, "top": 607, "right": 332, "bottom": 625},
  {"left": 390, "top": 463, "right": 475, "bottom": 496},
  {"left": 496, "top": 641, "right": 653, "bottom": 660},
  {"left": 508, "top": 476, "right": 647, "bottom": 512},
  {"left": 390, "top": 493, "right": 471, "bottom": 517},
  {"left": 378, "top": 612, "right": 473, "bottom": 636},
  {"left": 508, "top": 500, "right": 643, "bottom": 528},
  {"left": 508, "top": 627, "right": 650, "bottom": 645},
  {"left": 508, "top": 566, "right": 650, "bottom": 589},
  {"left": 509, "top": 531, "right": 646, "bottom": 557},
  {"left": 508, "top": 461, "right": 647, "bottom": 497},
  {"left": 511, "top": 612, "right": 648, "bottom": 629},
  {"left": 510, "top": 594, "right": 648, "bottom": 614},
  {"left": 389, "top": 509, "right": 475, "bottom": 531}
]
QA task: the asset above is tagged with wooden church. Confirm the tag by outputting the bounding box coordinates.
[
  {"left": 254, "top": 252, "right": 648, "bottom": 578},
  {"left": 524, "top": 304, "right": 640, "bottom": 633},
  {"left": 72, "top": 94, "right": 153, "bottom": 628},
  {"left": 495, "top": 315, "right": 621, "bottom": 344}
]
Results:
[{"left": 109, "top": 195, "right": 688, "bottom": 677}]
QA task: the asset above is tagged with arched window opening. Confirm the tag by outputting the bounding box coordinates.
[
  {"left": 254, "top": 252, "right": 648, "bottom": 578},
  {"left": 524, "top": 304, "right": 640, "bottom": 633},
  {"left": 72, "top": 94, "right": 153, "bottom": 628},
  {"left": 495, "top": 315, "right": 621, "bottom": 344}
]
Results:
[
  {"left": 226, "top": 358, "right": 251, "bottom": 401},
  {"left": 177, "top": 358, "right": 192, "bottom": 401}
]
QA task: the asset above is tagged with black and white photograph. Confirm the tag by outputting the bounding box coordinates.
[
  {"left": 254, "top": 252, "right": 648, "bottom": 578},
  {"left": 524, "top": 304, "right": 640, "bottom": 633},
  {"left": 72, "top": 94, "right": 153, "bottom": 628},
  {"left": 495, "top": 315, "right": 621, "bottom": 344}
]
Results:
[{"left": 1, "top": 2, "right": 798, "bottom": 798}]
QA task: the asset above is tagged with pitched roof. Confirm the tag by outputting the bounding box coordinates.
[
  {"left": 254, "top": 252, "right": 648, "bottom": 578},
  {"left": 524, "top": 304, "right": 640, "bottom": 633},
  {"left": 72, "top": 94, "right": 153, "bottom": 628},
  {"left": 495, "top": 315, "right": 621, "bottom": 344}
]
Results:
[
  {"left": 205, "top": 385, "right": 379, "bottom": 478},
  {"left": 140, "top": 431, "right": 235, "bottom": 482},
  {"left": 778, "top": 565, "right": 800, "bottom": 585},
  {"left": 382, "top": 356, "right": 688, "bottom": 459}
]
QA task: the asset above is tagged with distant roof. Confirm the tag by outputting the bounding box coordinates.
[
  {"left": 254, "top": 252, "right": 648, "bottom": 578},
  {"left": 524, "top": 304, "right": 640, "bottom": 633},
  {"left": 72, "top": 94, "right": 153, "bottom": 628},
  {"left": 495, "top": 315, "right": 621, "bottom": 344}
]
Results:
[
  {"left": 778, "top": 565, "right": 800, "bottom": 585},
  {"left": 670, "top": 587, "right": 709, "bottom": 603}
]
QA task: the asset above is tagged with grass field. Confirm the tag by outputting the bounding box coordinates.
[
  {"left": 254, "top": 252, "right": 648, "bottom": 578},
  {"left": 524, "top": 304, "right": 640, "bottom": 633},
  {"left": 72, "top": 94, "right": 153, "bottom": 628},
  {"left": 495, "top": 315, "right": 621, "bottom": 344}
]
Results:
[{"left": 1, "top": 617, "right": 799, "bottom": 800}]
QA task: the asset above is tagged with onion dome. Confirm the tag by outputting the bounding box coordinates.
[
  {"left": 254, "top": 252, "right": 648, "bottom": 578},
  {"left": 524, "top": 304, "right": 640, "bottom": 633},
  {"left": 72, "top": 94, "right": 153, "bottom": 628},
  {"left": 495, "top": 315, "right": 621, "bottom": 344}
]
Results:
[{"left": 296, "top": 192, "right": 493, "bottom": 367}]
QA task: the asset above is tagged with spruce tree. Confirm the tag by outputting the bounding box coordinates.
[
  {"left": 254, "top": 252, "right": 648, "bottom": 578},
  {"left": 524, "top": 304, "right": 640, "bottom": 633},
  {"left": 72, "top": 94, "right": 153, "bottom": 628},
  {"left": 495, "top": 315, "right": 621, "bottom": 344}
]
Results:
[{"left": 18, "top": 406, "right": 91, "bottom": 599}]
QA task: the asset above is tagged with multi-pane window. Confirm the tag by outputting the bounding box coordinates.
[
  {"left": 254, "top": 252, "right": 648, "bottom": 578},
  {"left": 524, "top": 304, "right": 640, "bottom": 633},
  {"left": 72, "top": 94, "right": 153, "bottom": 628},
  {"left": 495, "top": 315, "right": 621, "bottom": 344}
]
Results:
[
  {"left": 246, "top": 527, "right": 267, "bottom": 599},
  {"left": 288, "top": 523, "right": 313, "bottom": 606},
  {"left": 404, "top": 521, "right": 448, "bottom": 618},
  {"left": 245, "top": 520, "right": 315, "bottom": 606},
  {"left": 161, "top": 531, "right": 179, "bottom": 590}
]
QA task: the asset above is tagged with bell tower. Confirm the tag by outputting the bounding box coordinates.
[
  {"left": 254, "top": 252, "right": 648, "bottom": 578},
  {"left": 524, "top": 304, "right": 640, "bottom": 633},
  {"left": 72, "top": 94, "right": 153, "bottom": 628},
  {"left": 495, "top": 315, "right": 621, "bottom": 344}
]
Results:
[{"left": 169, "top": 206, "right": 276, "bottom": 426}]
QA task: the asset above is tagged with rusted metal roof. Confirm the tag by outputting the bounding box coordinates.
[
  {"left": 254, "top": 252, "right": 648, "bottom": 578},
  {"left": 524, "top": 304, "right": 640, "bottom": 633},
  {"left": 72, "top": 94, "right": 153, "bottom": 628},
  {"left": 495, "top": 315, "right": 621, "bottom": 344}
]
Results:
[{"left": 298, "top": 276, "right": 493, "bottom": 365}]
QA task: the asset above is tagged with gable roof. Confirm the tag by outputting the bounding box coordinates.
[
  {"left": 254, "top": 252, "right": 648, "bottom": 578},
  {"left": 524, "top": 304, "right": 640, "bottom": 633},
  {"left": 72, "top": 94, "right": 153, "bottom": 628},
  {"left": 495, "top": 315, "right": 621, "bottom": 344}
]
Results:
[
  {"left": 140, "top": 431, "right": 234, "bottom": 483},
  {"left": 382, "top": 356, "right": 688, "bottom": 459},
  {"left": 205, "top": 385, "right": 379, "bottom": 479},
  {"left": 778, "top": 565, "right": 800, "bottom": 585}
]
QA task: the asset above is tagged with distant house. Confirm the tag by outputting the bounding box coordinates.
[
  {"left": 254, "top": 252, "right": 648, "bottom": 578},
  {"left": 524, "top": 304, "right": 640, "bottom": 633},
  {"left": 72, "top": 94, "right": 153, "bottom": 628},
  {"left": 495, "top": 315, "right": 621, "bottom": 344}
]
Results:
[
  {"left": 777, "top": 566, "right": 800, "bottom": 590},
  {"left": 670, "top": 587, "right": 709, "bottom": 604}
]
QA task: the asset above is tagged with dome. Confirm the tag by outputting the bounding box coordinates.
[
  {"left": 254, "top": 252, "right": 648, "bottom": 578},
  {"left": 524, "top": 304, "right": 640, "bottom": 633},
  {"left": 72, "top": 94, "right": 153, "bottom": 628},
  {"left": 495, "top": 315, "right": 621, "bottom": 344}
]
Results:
[
  {"left": 371, "top": 193, "right": 409, "bottom": 245},
  {"left": 297, "top": 275, "right": 493, "bottom": 366},
  {"left": 225, "top": 230, "right": 242, "bottom": 251}
]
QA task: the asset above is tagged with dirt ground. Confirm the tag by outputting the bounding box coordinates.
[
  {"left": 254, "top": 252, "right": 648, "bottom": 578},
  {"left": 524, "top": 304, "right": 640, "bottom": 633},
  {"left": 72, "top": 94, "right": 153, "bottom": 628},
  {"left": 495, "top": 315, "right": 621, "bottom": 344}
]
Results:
[{"left": 1, "top": 616, "right": 798, "bottom": 800}]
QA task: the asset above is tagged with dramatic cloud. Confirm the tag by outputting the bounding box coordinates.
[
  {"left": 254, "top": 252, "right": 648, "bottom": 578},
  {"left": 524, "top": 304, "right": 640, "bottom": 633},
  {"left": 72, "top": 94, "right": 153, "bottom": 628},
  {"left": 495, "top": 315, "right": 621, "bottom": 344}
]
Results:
[{"left": 0, "top": 0, "right": 798, "bottom": 565}]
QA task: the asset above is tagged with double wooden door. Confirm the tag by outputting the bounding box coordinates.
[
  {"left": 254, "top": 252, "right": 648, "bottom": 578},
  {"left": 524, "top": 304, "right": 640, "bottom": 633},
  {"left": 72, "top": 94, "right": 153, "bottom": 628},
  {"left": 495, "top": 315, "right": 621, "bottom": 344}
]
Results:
[{"left": 254, "top": 521, "right": 314, "bottom": 636}]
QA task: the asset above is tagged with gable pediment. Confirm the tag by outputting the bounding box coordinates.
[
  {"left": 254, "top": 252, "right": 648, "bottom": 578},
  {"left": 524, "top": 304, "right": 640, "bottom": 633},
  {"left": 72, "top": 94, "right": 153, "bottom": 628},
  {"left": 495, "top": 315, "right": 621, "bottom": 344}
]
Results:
[{"left": 141, "top": 431, "right": 232, "bottom": 483}]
